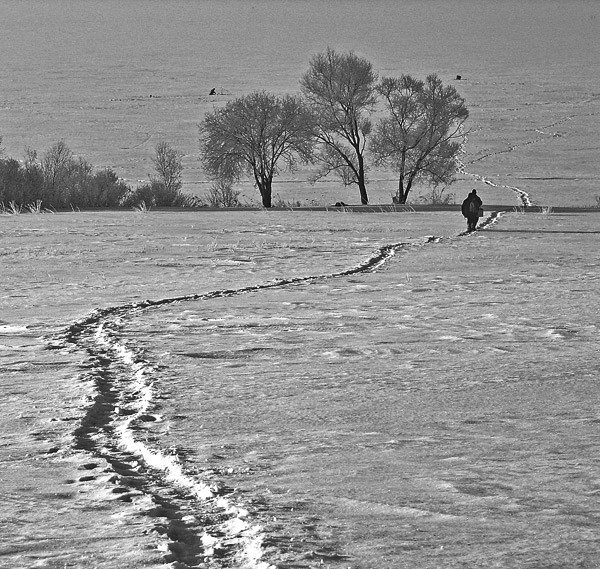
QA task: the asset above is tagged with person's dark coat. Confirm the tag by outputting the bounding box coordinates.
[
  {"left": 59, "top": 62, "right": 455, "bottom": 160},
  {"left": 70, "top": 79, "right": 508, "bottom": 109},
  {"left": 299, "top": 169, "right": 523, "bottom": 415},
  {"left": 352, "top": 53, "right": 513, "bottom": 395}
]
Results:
[
  {"left": 462, "top": 190, "right": 482, "bottom": 218},
  {"left": 462, "top": 189, "right": 483, "bottom": 232}
]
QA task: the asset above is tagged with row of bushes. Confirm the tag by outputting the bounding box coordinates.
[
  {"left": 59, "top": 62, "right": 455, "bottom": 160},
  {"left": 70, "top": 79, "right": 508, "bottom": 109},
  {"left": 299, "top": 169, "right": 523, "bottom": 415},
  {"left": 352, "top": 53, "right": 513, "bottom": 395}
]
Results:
[{"left": 0, "top": 140, "right": 200, "bottom": 210}]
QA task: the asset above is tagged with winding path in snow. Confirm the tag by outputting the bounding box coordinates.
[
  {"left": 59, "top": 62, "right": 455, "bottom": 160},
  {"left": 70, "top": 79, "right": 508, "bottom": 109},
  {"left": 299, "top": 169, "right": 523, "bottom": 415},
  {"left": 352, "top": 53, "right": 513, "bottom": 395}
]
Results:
[
  {"left": 57, "top": 214, "right": 504, "bottom": 568},
  {"left": 58, "top": 236, "right": 438, "bottom": 568}
]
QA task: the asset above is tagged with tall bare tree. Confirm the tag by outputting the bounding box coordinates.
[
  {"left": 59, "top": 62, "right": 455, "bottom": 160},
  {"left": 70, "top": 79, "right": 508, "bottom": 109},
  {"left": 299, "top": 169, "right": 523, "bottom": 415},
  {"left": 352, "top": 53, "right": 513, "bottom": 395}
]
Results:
[
  {"left": 152, "top": 141, "right": 183, "bottom": 195},
  {"left": 371, "top": 74, "right": 469, "bottom": 204},
  {"left": 300, "top": 48, "right": 378, "bottom": 205},
  {"left": 199, "top": 91, "right": 314, "bottom": 208}
]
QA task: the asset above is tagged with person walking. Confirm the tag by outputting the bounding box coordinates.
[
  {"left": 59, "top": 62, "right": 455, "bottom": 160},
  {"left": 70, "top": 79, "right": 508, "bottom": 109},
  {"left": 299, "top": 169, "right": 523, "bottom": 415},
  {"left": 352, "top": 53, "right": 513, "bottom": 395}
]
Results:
[{"left": 461, "top": 189, "right": 483, "bottom": 232}]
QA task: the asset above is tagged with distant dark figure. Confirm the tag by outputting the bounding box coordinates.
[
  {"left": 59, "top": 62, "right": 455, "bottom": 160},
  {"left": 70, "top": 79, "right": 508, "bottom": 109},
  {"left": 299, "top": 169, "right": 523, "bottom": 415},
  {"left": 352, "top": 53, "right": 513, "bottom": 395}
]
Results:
[
  {"left": 461, "top": 189, "right": 483, "bottom": 232},
  {"left": 334, "top": 201, "right": 347, "bottom": 207},
  {"left": 456, "top": 75, "right": 462, "bottom": 80},
  {"left": 209, "top": 88, "right": 216, "bottom": 96}
]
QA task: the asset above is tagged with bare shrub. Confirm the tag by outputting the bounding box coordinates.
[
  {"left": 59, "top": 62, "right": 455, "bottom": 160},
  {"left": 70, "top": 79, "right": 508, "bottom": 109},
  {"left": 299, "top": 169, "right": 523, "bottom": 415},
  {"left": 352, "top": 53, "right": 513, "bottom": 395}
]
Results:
[
  {"left": 205, "top": 180, "right": 241, "bottom": 208},
  {"left": 121, "top": 180, "right": 167, "bottom": 208},
  {"left": 87, "top": 169, "right": 131, "bottom": 207},
  {"left": 0, "top": 139, "right": 203, "bottom": 210},
  {"left": 1, "top": 142, "right": 129, "bottom": 209},
  {"left": 271, "top": 194, "right": 302, "bottom": 208},
  {"left": 173, "top": 192, "right": 204, "bottom": 207},
  {"left": 122, "top": 179, "right": 203, "bottom": 208},
  {"left": 413, "top": 185, "right": 455, "bottom": 205},
  {"left": 0, "top": 158, "right": 28, "bottom": 205}
]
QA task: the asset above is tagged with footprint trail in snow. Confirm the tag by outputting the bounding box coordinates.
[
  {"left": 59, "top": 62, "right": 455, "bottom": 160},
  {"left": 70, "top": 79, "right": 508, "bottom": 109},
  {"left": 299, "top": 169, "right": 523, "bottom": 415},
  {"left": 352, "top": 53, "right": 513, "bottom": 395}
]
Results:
[{"left": 58, "top": 234, "right": 466, "bottom": 567}]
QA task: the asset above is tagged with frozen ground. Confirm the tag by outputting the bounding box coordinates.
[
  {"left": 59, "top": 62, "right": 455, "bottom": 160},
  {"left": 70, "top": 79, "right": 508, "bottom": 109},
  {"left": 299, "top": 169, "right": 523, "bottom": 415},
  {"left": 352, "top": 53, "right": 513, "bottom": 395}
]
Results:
[
  {"left": 1, "top": 208, "right": 599, "bottom": 568},
  {"left": 1, "top": 1, "right": 599, "bottom": 566}
]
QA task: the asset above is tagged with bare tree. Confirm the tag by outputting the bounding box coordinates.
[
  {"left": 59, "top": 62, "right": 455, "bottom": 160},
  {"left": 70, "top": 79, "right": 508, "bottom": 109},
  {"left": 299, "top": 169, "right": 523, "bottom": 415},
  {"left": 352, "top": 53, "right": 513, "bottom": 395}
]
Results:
[
  {"left": 152, "top": 141, "right": 183, "bottom": 195},
  {"left": 371, "top": 74, "right": 469, "bottom": 204},
  {"left": 300, "top": 48, "right": 378, "bottom": 205},
  {"left": 42, "top": 140, "right": 73, "bottom": 193},
  {"left": 199, "top": 91, "right": 314, "bottom": 208}
]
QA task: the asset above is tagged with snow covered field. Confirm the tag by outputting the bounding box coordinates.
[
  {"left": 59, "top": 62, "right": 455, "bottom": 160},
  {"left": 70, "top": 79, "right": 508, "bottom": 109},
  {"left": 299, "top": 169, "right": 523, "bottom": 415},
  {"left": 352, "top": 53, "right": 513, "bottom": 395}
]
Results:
[
  {"left": 1, "top": 208, "right": 599, "bottom": 568},
  {"left": 1, "top": 0, "right": 599, "bottom": 566}
]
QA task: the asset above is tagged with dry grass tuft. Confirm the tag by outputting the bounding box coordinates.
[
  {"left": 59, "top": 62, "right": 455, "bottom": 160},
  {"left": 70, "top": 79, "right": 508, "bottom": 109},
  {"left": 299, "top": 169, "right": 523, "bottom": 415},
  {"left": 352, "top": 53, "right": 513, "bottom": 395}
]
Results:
[{"left": 132, "top": 201, "right": 151, "bottom": 214}]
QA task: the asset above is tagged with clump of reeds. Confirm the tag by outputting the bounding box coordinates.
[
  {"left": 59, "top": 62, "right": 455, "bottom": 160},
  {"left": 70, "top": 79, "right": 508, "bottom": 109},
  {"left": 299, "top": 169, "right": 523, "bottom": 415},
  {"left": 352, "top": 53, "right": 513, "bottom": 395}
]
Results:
[
  {"left": 0, "top": 201, "right": 22, "bottom": 215},
  {"left": 132, "top": 201, "right": 151, "bottom": 213}
]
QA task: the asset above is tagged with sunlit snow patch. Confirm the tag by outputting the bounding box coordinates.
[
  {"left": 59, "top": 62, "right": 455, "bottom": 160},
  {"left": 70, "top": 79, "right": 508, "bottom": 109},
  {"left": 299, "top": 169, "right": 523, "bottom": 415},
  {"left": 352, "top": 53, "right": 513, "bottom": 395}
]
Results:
[{"left": 91, "top": 316, "right": 271, "bottom": 567}]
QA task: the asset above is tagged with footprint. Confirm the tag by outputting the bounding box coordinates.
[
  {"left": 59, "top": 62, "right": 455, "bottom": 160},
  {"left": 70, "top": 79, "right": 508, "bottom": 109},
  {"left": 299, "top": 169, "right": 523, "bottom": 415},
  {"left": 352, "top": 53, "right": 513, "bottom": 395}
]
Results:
[
  {"left": 138, "top": 413, "right": 161, "bottom": 422},
  {"left": 78, "top": 475, "right": 97, "bottom": 482}
]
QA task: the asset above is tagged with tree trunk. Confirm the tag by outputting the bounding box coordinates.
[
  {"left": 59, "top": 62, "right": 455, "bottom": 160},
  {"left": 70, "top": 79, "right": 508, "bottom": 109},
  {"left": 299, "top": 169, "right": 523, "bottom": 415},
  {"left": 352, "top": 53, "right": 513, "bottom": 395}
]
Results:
[
  {"left": 357, "top": 155, "right": 369, "bottom": 205},
  {"left": 259, "top": 179, "right": 272, "bottom": 208},
  {"left": 396, "top": 175, "right": 412, "bottom": 204},
  {"left": 358, "top": 180, "right": 369, "bottom": 205},
  {"left": 396, "top": 151, "right": 409, "bottom": 204},
  {"left": 396, "top": 179, "right": 407, "bottom": 204}
]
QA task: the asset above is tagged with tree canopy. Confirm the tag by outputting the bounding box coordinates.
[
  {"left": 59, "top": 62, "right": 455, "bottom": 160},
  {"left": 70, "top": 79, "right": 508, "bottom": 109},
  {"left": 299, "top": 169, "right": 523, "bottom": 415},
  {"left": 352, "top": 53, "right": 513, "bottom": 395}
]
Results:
[
  {"left": 199, "top": 91, "right": 315, "bottom": 208},
  {"left": 371, "top": 74, "right": 469, "bottom": 204},
  {"left": 300, "top": 48, "right": 378, "bottom": 205}
]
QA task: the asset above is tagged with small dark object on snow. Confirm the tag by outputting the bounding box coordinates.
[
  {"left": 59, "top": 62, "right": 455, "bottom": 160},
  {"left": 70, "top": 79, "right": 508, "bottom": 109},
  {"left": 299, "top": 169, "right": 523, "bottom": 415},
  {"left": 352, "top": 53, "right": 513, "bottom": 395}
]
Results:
[{"left": 209, "top": 88, "right": 216, "bottom": 95}]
